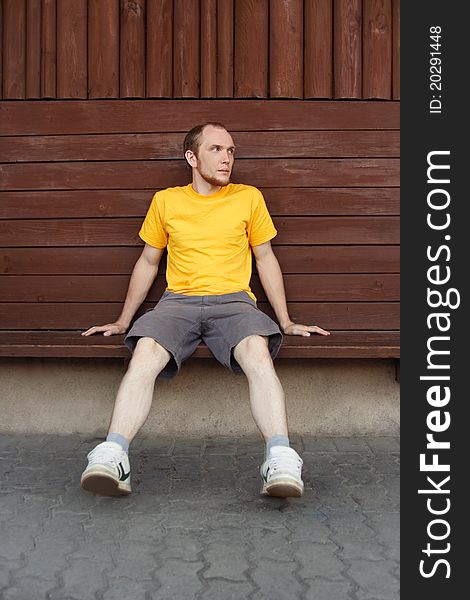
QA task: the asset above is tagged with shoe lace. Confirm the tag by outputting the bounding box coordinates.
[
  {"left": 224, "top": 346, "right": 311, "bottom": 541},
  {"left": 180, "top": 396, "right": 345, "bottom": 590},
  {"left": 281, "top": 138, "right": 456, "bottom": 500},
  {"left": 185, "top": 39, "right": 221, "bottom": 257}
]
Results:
[
  {"left": 269, "top": 453, "right": 303, "bottom": 475},
  {"left": 88, "top": 444, "right": 121, "bottom": 467}
]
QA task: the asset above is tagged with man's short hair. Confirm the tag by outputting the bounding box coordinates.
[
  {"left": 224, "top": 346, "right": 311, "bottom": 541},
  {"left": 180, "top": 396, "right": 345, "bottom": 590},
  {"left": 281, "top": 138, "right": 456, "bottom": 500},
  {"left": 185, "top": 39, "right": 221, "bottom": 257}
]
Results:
[{"left": 183, "top": 122, "right": 228, "bottom": 158}]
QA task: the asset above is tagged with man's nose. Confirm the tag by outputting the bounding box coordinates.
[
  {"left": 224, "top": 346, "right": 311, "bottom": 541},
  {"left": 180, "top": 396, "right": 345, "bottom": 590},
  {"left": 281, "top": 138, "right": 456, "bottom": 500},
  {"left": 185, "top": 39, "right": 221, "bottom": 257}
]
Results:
[{"left": 221, "top": 150, "right": 231, "bottom": 163}]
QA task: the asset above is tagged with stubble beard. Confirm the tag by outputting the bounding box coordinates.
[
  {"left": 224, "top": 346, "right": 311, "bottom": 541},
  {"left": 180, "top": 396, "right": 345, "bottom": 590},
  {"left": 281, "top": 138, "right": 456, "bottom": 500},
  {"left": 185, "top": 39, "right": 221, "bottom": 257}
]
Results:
[{"left": 199, "top": 169, "right": 231, "bottom": 188}]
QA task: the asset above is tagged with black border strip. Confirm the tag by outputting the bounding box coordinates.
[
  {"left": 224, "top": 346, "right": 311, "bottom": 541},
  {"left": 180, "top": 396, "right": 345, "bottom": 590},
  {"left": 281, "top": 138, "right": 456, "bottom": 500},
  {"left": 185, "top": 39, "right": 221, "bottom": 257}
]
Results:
[{"left": 401, "top": 3, "right": 466, "bottom": 597}]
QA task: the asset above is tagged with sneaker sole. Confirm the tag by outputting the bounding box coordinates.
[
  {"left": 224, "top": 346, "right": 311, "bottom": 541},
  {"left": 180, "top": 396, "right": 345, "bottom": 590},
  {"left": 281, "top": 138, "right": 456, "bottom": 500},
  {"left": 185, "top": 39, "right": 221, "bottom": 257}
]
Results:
[
  {"left": 81, "top": 469, "right": 131, "bottom": 497},
  {"left": 260, "top": 478, "right": 304, "bottom": 498}
]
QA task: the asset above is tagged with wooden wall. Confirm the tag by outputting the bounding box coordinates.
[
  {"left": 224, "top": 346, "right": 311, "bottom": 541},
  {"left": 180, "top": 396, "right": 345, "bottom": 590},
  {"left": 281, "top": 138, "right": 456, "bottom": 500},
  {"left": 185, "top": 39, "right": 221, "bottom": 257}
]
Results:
[
  {"left": 0, "top": 100, "right": 399, "bottom": 357},
  {"left": 0, "top": 0, "right": 400, "bottom": 100}
]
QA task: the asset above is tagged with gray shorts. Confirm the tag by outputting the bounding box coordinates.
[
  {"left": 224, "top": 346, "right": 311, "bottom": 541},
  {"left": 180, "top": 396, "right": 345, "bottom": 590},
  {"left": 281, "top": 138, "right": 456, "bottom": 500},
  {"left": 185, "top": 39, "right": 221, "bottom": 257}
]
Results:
[{"left": 125, "top": 291, "right": 283, "bottom": 379}]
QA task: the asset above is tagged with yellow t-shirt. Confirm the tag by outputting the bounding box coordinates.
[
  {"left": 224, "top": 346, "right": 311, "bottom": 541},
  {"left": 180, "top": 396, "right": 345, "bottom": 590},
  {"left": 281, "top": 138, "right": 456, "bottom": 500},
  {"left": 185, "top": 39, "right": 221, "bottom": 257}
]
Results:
[{"left": 139, "top": 183, "right": 277, "bottom": 301}]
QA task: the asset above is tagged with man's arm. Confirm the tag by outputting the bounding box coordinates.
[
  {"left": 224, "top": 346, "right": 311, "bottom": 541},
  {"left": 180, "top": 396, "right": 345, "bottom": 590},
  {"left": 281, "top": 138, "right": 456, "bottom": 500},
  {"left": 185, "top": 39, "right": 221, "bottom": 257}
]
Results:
[
  {"left": 81, "top": 243, "right": 165, "bottom": 336},
  {"left": 252, "top": 241, "right": 330, "bottom": 337}
]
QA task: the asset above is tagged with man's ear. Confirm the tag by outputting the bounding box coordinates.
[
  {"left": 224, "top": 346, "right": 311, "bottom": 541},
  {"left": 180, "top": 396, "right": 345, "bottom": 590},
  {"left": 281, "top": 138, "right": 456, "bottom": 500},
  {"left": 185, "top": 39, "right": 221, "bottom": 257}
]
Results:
[{"left": 185, "top": 150, "right": 197, "bottom": 168}]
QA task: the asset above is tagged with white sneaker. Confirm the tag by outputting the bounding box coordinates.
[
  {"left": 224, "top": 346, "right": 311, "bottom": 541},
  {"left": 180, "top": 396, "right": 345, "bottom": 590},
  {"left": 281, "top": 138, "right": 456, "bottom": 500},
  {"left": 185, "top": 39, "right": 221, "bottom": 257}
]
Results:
[
  {"left": 80, "top": 441, "right": 131, "bottom": 496},
  {"left": 260, "top": 446, "right": 304, "bottom": 497}
]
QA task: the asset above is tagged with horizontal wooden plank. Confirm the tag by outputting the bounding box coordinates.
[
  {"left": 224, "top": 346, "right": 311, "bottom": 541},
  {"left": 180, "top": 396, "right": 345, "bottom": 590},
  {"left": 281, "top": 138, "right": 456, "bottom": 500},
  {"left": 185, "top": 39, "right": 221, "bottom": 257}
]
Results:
[
  {"left": 0, "top": 330, "right": 400, "bottom": 358},
  {"left": 0, "top": 246, "right": 399, "bottom": 275},
  {"left": 273, "top": 245, "right": 399, "bottom": 274},
  {"left": 0, "top": 217, "right": 399, "bottom": 246},
  {"left": 0, "top": 130, "right": 400, "bottom": 162},
  {"left": 0, "top": 274, "right": 399, "bottom": 302},
  {"left": 0, "top": 188, "right": 400, "bottom": 218},
  {"left": 0, "top": 100, "right": 400, "bottom": 135},
  {"left": 263, "top": 301, "right": 399, "bottom": 330},
  {"left": 275, "top": 331, "right": 400, "bottom": 358},
  {"left": 276, "top": 217, "right": 399, "bottom": 244},
  {"left": 0, "top": 301, "right": 399, "bottom": 330},
  {"left": 0, "top": 158, "right": 400, "bottom": 190}
]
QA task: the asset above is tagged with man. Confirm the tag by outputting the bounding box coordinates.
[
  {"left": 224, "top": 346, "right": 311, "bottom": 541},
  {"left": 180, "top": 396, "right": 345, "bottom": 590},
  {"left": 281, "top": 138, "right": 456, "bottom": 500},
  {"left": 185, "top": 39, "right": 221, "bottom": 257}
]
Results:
[{"left": 80, "top": 122, "right": 329, "bottom": 498}]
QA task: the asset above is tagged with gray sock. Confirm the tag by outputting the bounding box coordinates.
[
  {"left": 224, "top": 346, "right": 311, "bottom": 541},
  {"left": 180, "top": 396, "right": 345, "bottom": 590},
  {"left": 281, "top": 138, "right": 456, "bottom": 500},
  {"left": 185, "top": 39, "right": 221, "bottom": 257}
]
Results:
[
  {"left": 106, "top": 432, "right": 129, "bottom": 453},
  {"left": 266, "top": 435, "right": 290, "bottom": 458}
]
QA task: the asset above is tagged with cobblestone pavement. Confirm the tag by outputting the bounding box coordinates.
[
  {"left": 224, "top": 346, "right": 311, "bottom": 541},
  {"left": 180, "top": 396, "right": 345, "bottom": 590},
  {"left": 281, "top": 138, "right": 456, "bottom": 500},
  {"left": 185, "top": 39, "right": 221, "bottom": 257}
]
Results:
[{"left": 0, "top": 434, "right": 399, "bottom": 600}]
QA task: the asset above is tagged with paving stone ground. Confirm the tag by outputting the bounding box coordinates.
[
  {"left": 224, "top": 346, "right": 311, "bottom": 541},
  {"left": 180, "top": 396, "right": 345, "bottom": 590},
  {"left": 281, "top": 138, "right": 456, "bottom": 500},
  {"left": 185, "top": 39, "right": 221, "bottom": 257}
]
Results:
[{"left": 0, "top": 435, "right": 400, "bottom": 600}]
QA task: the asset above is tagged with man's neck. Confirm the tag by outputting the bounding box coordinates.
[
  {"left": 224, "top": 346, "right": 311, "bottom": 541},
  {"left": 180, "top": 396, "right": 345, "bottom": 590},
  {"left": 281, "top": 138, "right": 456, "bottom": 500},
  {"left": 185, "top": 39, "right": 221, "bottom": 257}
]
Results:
[{"left": 191, "top": 174, "right": 221, "bottom": 196}]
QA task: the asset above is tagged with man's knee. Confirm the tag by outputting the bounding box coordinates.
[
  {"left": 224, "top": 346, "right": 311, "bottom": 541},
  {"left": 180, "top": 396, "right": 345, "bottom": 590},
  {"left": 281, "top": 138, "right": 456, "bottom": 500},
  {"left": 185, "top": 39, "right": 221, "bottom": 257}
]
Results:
[
  {"left": 233, "top": 334, "right": 272, "bottom": 370},
  {"left": 129, "top": 337, "right": 171, "bottom": 375}
]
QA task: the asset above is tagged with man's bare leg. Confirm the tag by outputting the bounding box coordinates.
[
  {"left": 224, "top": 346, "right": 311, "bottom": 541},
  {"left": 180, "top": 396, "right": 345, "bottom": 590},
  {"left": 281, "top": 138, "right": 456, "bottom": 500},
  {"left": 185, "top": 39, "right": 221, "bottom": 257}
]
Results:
[
  {"left": 108, "top": 337, "right": 171, "bottom": 443},
  {"left": 81, "top": 337, "right": 171, "bottom": 496},
  {"left": 233, "top": 334, "right": 303, "bottom": 497},
  {"left": 233, "top": 334, "right": 288, "bottom": 440}
]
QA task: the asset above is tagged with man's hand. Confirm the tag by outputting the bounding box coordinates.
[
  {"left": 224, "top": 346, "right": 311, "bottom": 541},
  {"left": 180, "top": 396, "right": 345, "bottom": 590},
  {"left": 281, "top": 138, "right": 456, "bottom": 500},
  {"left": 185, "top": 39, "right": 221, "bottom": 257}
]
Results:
[
  {"left": 81, "top": 244, "right": 164, "bottom": 338},
  {"left": 282, "top": 322, "right": 330, "bottom": 337},
  {"left": 81, "top": 322, "right": 128, "bottom": 337},
  {"left": 252, "top": 242, "right": 331, "bottom": 339}
]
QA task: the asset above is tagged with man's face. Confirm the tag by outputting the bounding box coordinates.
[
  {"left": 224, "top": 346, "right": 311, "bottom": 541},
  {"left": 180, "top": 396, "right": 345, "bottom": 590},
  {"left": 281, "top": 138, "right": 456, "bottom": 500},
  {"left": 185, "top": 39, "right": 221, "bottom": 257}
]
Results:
[{"left": 190, "top": 125, "right": 235, "bottom": 187}]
